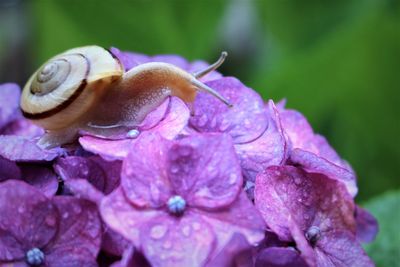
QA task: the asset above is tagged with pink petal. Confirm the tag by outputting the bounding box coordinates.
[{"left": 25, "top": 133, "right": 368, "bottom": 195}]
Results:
[{"left": 140, "top": 213, "right": 215, "bottom": 267}]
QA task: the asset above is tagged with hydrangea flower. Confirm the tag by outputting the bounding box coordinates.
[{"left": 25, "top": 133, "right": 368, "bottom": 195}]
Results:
[
  {"left": 0, "top": 180, "right": 101, "bottom": 266},
  {"left": 100, "top": 133, "right": 265, "bottom": 266},
  {"left": 254, "top": 166, "right": 374, "bottom": 266},
  {"left": 0, "top": 48, "right": 377, "bottom": 266}
]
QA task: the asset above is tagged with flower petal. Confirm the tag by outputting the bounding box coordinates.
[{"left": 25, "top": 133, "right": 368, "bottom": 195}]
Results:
[
  {"left": 198, "top": 192, "right": 265, "bottom": 258},
  {"left": 47, "top": 197, "right": 101, "bottom": 262},
  {"left": 235, "top": 100, "right": 288, "bottom": 183},
  {"left": 100, "top": 188, "right": 160, "bottom": 245},
  {"left": 140, "top": 213, "right": 215, "bottom": 267},
  {"left": 168, "top": 134, "right": 242, "bottom": 209},
  {"left": 190, "top": 77, "right": 268, "bottom": 144},
  {"left": 0, "top": 181, "right": 58, "bottom": 253},
  {"left": 254, "top": 166, "right": 356, "bottom": 242},
  {"left": 290, "top": 148, "right": 358, "bottom": 197},
  {"left": 0, "top": 136, "right": 63, "bottom": 162},
  {"left": 55, "top": 156, "right": 121, "bottom": 194},
  {"left": 255, "top": 247, "right": 308, "bottom": 267},
  {"left": 20, "top": 165, "right": 58, "bottom": 197},
  {"left": 355, "top": 205, "right": 379, "bottom": 243}
]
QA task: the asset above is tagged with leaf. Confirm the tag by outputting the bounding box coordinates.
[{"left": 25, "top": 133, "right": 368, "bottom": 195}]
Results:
[{"left": 363, "top": 190, "right": 400, "bottom": 267}]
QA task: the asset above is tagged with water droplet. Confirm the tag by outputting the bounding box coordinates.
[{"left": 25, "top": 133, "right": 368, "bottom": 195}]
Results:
[
  {"left": 163, "top": 241, "right": 172, "bottom": 249},
  {"left": 18, "top": 205, "right": 25, "bottom": 213},
  {"left": 228, "top": 173, "right": 238, "bottom": 185},
  {"left": 150, "top": 225, "right": 168, "bottom": 240},
  {"left": 192, "top": 222, "right": 201, "bottom": 231},
  {"left": 62, "top": 212, "right": 69, "bottom": 219},
  {"left": 73, "top": 205, "right": 82, "bottom": 214},
  {"left": 244, "top": 118, "right": 251, "bottom": 129},
  {"left": 181, "top": 225, "right": 191, "bottom": 237},
  {"left": 127, "top": 129, "right": 140, "bottom": 139},
  {"left": 294, "top": 177, "right": 302, "bottom": 185},
  {"left": 170, "top": 164, "right": 180, "bottom": 174},
  {"left": 196, "top": 114, "right": 208, "bottom": 127},
  {"left": 45, "top": 215, "right": 56, "bottom": 227},
  {"left": 210, "top": 117, "right": 217, "bottom": 128},
  {"left": 219, "top": 119, "right": 230, "bottom": 131}
]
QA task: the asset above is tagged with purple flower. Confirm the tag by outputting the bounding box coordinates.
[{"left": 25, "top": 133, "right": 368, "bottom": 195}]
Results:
[
  {"left": 254, "top": 166, "right": 373, "bottom": 267},
  {"left": 279, "top": 106, "right": 358, "bottom": 196},
  {"left": 0, "top": 180, "right": 102, "bottom": 266},
  {"left": 100, "top": 133, "right": 265, "bottom": 266}
]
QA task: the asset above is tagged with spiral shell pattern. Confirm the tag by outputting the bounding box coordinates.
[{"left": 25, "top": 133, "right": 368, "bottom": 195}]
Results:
[{"left": 20, "top": 46, "right": 123, "bottom": 129}]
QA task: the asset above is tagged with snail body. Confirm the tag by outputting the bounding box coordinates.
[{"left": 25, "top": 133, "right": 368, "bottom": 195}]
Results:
[{"left": 20, "top": 46, "right": 231, "bottom": 148}]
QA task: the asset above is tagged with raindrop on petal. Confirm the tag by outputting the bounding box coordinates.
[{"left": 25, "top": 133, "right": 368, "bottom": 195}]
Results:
[{"left": 150, "top": 225, "right": 168, "bottom": 240}]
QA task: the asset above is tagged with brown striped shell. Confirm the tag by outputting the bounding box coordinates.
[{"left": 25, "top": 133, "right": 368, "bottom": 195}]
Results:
[{"left": 20, "top": 46, "right": 123, "bottom": 130}]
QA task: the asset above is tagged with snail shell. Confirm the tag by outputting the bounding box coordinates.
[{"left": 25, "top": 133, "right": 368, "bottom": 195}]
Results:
[{"left": 20, "top": 46, "right": 123, "bottom": 130}]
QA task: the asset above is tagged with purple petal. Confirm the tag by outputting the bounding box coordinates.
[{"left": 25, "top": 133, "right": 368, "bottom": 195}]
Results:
[
  {"left": 140, "top": 213, "right": 215, "bottom": 267},
  {"left": 101, "top": 225, "right": 131, "bottom": 257},
  {"left": 198, "top": 192, "right": 265, "bottom": 258},
  {"left": 355, "top": 205, "right": 379, "bottom": 243},
  {"left": 100, "top": 188, "right": 160, "bottom": 245},
  {"left": 206, "top": 233, "right": 253, "bottom": 267},
  {"left": 20, "top": 165, "right": 58, "bottom": 197},
  {"left": 290, "top": 148, "right": 358, "bottom": 197},
  {"left": 1, "top": 118, "right": 44, "bottom": 138},
  {"left": 122, "top": 134, "right": 172, "bottom": 208},
  {"left": 0, "top": 83, "right": 21, "bottom": 129},
  {"left": 110, "top": 246, "right": 151, "bottom": 267},
  {"left": 280, "top": 108, "right": 358, "bottom": 196},
  {"left": 292, "top": 228, "right": 374, "bottom": 267},
  {"left": 46, "top": 197, "right": 101, "bottom": 265},
  {"left": 63, "top": 179, "right": 104, "bottom": 204},
  {"left": 235, "top": 100, "right": 289, "bottom": 182},
  {"left": 254, "top": 166, "right": 356, "bottom": 242},
  {"left": 0, "top": 136, "right": 63, "bottom": 162},
  {"left": 0, "top": 181, "right": 58, "bottom": 256},
  {"left": 255, "top": 247, "right": 308, "bottom": 267},
  {"left": 55, "top": 156, "right": 121, "bottom": 194},
  {"left": 0, "top": 156, "right": 21, "bottom": 181},
  {"left": 168, "top": 134, "right": 242, "bottom": 209},
  {"left": 190, "top": 77, "right": 268, "bottom": 144},
  {"left": 110, "top": 47, "right": 150, "bottom": 71}
]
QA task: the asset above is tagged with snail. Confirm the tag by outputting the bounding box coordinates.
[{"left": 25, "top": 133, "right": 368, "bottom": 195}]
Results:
[{"left": 20, "top": 45, "right": 232, "bottom": 148}]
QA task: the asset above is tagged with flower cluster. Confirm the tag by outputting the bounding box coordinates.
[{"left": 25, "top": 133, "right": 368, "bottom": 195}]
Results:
[{"left": 0, "top": 49, "right": 378, "bottom": 267}]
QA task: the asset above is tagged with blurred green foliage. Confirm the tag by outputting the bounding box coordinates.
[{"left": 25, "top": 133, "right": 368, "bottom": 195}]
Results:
[
  {"left": 20, "top": 0, "right": 400, "bottom": 202},
  {"left": 363, "top": 190, "right": 400, "bottom": 266}
]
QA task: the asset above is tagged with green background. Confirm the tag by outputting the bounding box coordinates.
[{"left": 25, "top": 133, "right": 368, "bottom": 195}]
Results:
[{"left": 0, "top": 0, "right": 399, "bottom": 265}]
